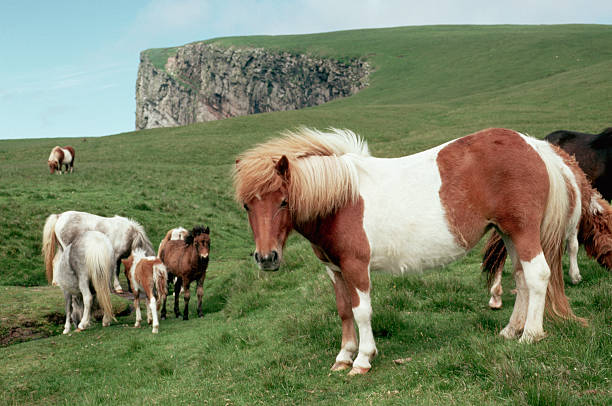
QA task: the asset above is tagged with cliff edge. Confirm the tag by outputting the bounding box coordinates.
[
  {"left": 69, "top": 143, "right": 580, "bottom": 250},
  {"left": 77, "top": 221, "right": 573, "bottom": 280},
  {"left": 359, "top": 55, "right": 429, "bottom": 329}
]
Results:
[{"left": 135, "top": 42, "right": 369, "bottom": 130}]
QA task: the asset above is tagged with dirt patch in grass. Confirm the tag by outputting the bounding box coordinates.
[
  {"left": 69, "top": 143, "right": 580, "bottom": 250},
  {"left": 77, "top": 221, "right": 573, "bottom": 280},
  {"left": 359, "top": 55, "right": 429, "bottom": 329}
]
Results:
[{"left": 0, "top": 317, "right": 55, "bottom": 347}]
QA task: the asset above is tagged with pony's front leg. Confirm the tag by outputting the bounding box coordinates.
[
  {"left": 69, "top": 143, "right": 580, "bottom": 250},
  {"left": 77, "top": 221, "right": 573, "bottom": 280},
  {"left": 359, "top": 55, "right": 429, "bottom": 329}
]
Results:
[
  {"left": 326, "top": 267, "right": 358, "bottom": 371},
  {"left": 133, "top": 290, "right": 142, "bottom": 328},
  {"left": 196, "top": 276, "right": 205, "bottom": 318},
  {"left": 182, "top": 280, "right": 191, "bottom": 321},
  {"left": 174, "top": 277, "right": 182, "bottom": 318},
  {"left": 63, "top": 291, "right": 73, "bottom": 334},
  {"left": 342, "top": 261, "right": 376, "bottom": 375}
]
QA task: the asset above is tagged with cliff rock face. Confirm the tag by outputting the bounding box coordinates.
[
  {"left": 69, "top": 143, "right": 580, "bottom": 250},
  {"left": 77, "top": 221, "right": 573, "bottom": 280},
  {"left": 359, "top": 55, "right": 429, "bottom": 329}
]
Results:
[{"left": 135, "top": 42, "right": 369, "bottom": 130}]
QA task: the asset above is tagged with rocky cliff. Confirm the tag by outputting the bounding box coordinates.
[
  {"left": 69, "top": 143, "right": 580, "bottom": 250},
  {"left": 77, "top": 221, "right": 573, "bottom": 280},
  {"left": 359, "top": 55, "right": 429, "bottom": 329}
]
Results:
[{"left": 135, "top": 42, "right": 370, "bottom": 130}]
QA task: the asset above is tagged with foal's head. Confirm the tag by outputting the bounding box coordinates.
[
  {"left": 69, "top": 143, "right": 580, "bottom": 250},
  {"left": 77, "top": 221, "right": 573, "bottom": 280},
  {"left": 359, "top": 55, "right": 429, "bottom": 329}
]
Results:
[
  {"left": 239, "top": 156, "right": 293, "bottom": 271},
  {"left": 185, "top": 226, "right": 211, "bottom": 260}
]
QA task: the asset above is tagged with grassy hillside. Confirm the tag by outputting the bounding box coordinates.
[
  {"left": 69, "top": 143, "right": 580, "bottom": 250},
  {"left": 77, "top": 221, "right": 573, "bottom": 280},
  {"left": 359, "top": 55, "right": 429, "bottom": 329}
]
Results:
[{"left": 1, "top": 25, "right": 611, "bottom": 405}]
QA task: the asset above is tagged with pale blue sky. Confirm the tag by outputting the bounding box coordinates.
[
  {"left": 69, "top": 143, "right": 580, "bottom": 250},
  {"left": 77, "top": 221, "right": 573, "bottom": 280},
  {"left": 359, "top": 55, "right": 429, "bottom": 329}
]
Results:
[{"left": 1, "top": 0, "right": 611, "bottom": 140}]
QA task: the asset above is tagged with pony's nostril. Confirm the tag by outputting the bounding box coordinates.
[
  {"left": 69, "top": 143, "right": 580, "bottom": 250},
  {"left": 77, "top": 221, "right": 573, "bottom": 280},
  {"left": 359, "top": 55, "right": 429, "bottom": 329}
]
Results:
[
  {"left": 254, "top": 252, "right": 261, "bottom": 263},
  {"left": 271, "top": 251, "right": 279, "bottom": 262}
]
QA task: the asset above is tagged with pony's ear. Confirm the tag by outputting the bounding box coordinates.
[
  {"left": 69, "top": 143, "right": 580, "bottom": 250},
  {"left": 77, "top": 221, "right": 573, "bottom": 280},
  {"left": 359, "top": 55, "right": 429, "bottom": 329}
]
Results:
[
  {"left": 275, "top": 155, "right": 290, "bottom": 181},
  {"left": 204, "top": 226, "right": 210, "bottom": 234},
  {"left": 235, "top": 159, "right": 241, "bottom": 166}
]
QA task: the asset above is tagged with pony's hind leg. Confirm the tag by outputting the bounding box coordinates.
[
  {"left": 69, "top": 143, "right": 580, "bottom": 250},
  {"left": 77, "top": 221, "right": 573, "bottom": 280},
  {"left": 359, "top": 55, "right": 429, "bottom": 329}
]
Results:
[
  {"left": 77, "top": 282, "right": 93, "bottom": 331},
  {"left": 326, "top": 267, "right": 358, "bottom": 371},
  {"left": 149, "top": 296, "right": 159, "bottom": 333},
  {"left": 500, "top": 238, "right": 528, "bottom": 339},
  {"left": 63, "top": 291, "right": 73, "bottom": 334},
  {"left": 567, "top": 231, "right": 582, "bottom": 284},
  {"left": 519, "top": 252, "right": 550, "bottom": 343}
]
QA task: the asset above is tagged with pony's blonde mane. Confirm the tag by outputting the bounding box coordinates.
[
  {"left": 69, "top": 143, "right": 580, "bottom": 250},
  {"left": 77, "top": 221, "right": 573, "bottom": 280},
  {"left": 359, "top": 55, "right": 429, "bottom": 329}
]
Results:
[{"left": 233, "top": 128, "right": 370, "bottom": 223}]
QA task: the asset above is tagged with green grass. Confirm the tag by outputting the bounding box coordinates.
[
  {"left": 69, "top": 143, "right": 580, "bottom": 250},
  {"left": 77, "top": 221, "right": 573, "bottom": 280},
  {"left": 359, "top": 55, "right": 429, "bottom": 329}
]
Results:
[{"left": 1, "top": 25, "right": 611, "bottom": 405}]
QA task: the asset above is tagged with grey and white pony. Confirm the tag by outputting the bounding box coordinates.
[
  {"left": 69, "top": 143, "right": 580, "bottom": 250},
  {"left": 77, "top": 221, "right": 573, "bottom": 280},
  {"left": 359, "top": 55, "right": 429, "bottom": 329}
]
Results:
[
  {"left": 54, "top": 230, "right": 115, "bottom": 334},
  {"left": 42, "top": 210, "right": 155, "bottom": 292}
]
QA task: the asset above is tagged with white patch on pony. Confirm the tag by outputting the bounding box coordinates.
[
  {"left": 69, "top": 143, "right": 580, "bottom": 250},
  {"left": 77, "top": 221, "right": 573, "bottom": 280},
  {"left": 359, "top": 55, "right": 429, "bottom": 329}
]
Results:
[
  {"left": 61, "top": 148, "right": 72, "bottom": 164},
  {"left": 352, "top": 141, "right": 467, "bottom": 274},
  {"left": 170, "top": 227, "right": 188, "bottom": 240},
  {"left": 352, "top": 288, "right": 376, "bottom": 371}
]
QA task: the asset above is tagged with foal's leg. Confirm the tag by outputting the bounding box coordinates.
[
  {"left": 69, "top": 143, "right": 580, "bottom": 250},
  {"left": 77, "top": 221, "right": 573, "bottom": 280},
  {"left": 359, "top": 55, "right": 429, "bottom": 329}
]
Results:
[
  {"left": 567, "top": 230, "right": 582, "bottom": 284},
  {"left": 196, "top": 275, "right": 206, "bottom": 318},
  {"left": 326, "top": 267, "right": 358, "bottom": 371},
  {"left": 63, "top": 291, "right": 73, "bottom": 334},
  {"left": 182, "top": 280, "right": 191, "bottom": 321},
  {"left": 148, "top": 293, "right": 159, "bottom": 334},
  {"left": 133, "top": 289, "right": 142, "bottom": 328},
  {"left": 174, "top": 277, "right": 182, "bottom": 318}
]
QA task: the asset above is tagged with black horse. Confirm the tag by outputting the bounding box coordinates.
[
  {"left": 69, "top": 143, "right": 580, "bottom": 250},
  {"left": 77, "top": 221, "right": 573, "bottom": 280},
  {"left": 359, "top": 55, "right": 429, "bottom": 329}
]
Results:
[{"left": 546, "top": 128, "right": 612, "bottom": 201}]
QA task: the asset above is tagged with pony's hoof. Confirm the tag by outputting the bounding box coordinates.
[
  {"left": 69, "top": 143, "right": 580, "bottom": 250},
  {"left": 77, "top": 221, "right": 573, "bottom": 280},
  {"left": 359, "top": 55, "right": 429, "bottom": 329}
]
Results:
[
  {"left": 331, "top": 361, "right": 352, "bottom": 371},
  {"left": 571, "top": 276, "right": 582, "bottom": 285},
  {"left": 134, "top": 323, "right": 141, "bottom": 328},
  {"left": 75, "top": 328, "right": 83, "bottom": 333},
  {"left": 114, "top": 289, "right": 124, "bottom": 294},
  {"left": 62, "top": 329, "right": 70, "bottom": 335},
  {"left": 152, "top": 328, "right": 159, "bottom": 334},
  {"left": 500, "top": 326, "right": 521, "bottom": 340},
  {"left": 488, "top": 297, "right": 502, "bottom": 310},
  {"left": 348, "top": 366, "right": 370, "bottom": 376},
  {"left": 519, "top": 330, "right": 547, "bottom": 343}
]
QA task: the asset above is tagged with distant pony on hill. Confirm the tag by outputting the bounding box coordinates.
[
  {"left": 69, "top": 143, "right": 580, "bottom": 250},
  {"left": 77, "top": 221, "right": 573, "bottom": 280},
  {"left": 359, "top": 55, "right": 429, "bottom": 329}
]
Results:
[
  {"left": 47, "top": 146, "right": 75, "bottom": 174},
  {"left": 545, "top": 128, "right": 612, "bottom": 201}
]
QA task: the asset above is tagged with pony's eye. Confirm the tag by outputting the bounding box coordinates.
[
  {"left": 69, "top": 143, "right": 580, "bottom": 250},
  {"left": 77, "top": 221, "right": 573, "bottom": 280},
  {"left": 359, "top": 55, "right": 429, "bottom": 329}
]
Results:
[
  {"left": 243, "top": 203, "right": 249, "bottom": 211},
  {"left": 280, "top": 199, "right": 288, "bottom": 208}
]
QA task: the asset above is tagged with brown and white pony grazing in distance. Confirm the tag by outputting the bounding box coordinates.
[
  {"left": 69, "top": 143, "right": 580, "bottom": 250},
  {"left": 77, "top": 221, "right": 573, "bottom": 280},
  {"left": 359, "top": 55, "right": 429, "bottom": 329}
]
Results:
[
  {"left": 233, "top": 127, "right": 612, "bottom": 375},
  {"left": 121, "top": 249, "right": 168, "bottom": 334},
  {"left": 47, "top": 146, "right": 75, "bottom": 174},
  {"left": 158, "top": 226, "right": 210, "bottom": 320}
]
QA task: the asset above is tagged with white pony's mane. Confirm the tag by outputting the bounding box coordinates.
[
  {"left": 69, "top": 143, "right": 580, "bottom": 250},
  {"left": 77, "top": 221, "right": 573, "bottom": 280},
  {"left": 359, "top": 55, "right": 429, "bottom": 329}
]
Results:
[{"left": 234, "top": 128, "right": 370, "bottom": 222}]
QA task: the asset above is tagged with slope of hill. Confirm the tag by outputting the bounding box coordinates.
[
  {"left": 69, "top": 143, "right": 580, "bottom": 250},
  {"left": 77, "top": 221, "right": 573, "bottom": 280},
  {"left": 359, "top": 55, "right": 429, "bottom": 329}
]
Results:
[{"left": 0, "top": 25, "right": 610, "bottom": 405}]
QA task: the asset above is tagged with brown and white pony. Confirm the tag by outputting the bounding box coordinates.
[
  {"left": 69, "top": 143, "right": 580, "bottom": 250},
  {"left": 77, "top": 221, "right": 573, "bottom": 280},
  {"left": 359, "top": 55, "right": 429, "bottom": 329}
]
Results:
[
  {"left": 121, "top": 249, "right": 168, "bottom": 334},
  {"left": 233, "top": 127, "right": 612, "bottom": 375},
  {"left": 158, "top": 226, "right": 210, "bottom": 320},
  {"left": 47, "top": 146, "right": 75, "bottom": 174}
]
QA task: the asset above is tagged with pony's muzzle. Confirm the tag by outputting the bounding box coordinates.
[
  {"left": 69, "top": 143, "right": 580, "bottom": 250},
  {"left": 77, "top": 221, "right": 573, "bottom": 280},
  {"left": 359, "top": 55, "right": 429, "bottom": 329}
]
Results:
[{"left": 254, "top": 250, "right": 280, "bottom": 271}]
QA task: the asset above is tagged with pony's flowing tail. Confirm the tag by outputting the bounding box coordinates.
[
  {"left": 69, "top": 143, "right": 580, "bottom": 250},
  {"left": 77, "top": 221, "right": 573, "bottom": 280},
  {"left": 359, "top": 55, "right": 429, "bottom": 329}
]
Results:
[
  {"left": 153, "top": 263, "right": 168, "bottom": 308},
  {"left": 578, "top": 195, "right": 612, "bottom": 270},
  {"left": 42, "top": 214, "right": 59, "bottom": 284},
  {"left": 86, "top": 240, "right": 116, "bottom": 323}
]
